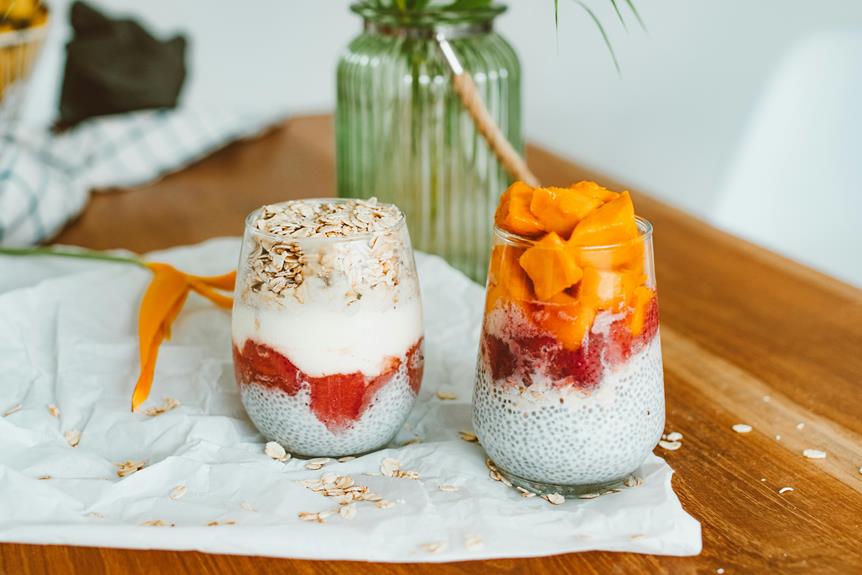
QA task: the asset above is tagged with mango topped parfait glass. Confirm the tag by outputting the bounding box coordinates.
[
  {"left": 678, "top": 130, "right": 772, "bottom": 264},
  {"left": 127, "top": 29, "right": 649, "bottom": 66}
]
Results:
[{"left": 472, "top": 181, "right": 664, "bottom": 497}]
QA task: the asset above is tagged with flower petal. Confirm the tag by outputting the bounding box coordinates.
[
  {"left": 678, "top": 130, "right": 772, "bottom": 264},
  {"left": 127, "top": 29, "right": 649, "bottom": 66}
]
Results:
[
  {"left": 189, "top": 271, "right": 236, "bottom": 291},
  {"left": 132, "top": 263, "right": 189, "bottom": 411}
]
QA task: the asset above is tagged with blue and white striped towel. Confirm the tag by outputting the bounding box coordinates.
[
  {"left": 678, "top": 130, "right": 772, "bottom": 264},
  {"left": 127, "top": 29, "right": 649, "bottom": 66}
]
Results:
[{"left": 0, "top": 108, "right": 283, "bottom": 246}]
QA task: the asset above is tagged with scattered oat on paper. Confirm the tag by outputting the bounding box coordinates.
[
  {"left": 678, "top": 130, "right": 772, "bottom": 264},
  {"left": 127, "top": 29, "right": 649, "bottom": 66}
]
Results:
[
  {"left": 304, "top": 457, "right": 331, "bottom": 470},
  {"left": 337, "top": 456, "right": 356, "bottom": 463},
  {"left": 624, "top": 475, "right": 643, "bottom": 488},
  {"left": 436, "top": 391, "right": 457, "bottom": 401},
  {"left": 464, "top": 534, "right": 484, "bottom": 551},
  {"left": 141, "top": 519, "right": 174, "bottom": 527},
  {"left": 380, "top": 457, "right": 400, "bottom": 477},
  {"left": 376, "top": 500, "right": 395, "bottom": 509},
  {"left": 418, "top": 542, "right": 446, "bottom": 554},
  {"left": 115, "top": 460, "right": 146, "bottom": 478},
  {"left": 298, "top": 511, "right": 325, "bottom": 523},
  {"left": 240, "top": 501, "right": 257, "bottom": 512},
  {"left": 732, "top": 424, "right": 752, "bottom": 434},
  {"left": 169, "top": 485, "right": 188, "bottom": 500},
  {"left": 64, "top": 430, "right": 81, "bottom": 448},
  {"left": 339, "top": 503, "right": 357, "bottom": 520},
  {"left": 264, "top": 441, "right": 291, "bottom": 462},
  {"left": 458, "top": 431, "right": 478, "bottom": 443},
  {"left": 3, "top": 403, "right": 22, "bottom": 417},
  {"left": 802, "top": 449, "right": 826, "bottom": 460},
  {"left": 47, "top": 404, "right": 59, "bottom": 417},
  {"left": 545, "top": 493, "right": 565, "bottom": 505},
  {"left": 438, "top": 484, "right": 459, "bottom": 492},
  {"left": 143, "top": 397, "right": 180, "bottom": 417}
]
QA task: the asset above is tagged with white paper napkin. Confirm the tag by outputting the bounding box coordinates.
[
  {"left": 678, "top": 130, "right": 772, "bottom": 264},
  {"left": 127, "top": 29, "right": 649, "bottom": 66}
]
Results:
[{"left": 0, "top": 238, "right": 701, "bottom": 561}]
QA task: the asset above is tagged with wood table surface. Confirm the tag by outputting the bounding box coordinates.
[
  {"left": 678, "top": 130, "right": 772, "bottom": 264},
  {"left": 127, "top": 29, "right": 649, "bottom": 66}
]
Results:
[{"left": 3, "top": 115, "right": 861, "bottom": 574}]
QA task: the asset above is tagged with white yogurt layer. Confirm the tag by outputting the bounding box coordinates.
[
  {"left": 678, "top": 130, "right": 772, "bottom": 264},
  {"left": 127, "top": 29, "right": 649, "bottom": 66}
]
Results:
[
  {"left": 232, "top": 296, "right": 423, "bottom": 377},
  {"left": 473, "top": 336, "right": 665, "bottom": 486}
]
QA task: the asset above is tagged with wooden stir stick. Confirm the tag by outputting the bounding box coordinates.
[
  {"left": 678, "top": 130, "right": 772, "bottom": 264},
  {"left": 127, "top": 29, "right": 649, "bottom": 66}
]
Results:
[{"left": 435, "top": 33, "right": 541, "bottom": 187}]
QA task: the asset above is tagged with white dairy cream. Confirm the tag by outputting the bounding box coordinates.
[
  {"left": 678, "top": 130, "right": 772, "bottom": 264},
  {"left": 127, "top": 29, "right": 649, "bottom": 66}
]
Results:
[{"left": 232, "top": 297, "right": 423, "bottom": 377}]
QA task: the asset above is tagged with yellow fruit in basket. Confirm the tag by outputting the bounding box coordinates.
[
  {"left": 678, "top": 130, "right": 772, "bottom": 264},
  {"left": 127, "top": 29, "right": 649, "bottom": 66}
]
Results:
[
  {"left": 1, "top": 0, "right": 40, "bottom": 23},
  {"left": 0, "top": 2, "right": 48, "bottom": 104}
]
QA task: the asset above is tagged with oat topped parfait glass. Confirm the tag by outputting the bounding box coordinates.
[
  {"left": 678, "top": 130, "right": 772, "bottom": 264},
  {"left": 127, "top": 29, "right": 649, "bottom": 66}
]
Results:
[
  {"left": 232, "top": 198, "right": 424, "bottom": 458},
  {"left": 473, "top": 181, "right": 665, "bottom": 497}
]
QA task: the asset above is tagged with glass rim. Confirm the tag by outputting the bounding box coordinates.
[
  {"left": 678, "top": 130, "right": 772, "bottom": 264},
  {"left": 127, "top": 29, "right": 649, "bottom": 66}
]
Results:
[
  {"left": 244, "top": 198, "right": 406, "bottom": 244},
  {"left": 493, "top": 216, "right": 654, "bottom": 250}
]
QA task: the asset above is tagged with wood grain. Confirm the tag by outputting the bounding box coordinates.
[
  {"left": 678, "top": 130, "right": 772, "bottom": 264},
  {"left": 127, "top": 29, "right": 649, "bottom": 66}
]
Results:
[{"left": 3, "top": 115, "right": 860, "bottom": 574}]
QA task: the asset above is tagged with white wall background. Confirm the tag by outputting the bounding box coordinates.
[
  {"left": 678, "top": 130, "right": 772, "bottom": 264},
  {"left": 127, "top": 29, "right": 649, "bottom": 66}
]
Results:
[{"left": 26, "top": 1, "right": 862, "bottom": 285}]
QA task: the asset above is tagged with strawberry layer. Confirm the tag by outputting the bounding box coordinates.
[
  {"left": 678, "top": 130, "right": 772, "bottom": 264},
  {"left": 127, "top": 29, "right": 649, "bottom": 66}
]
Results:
[
  {"left": 482, "top": 296, "right": 659, "bottom": 390},
  {"left": 233, "top": 338, "right": 423, "bottom": 432}
]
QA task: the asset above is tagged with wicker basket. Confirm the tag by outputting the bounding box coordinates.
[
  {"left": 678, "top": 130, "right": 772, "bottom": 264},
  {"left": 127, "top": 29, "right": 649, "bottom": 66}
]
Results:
[{"left": 0, "top": 7, "right": 49, "bottom": 122}]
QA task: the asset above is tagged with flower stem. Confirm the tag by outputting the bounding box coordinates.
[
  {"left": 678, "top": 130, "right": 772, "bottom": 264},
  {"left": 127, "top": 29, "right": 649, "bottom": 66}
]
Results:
[{"left": 0, "top": 246, "right": 147, "bottom": 267}]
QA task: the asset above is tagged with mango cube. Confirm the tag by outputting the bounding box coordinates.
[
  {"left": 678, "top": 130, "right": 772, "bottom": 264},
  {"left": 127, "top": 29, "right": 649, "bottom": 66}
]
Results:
[
  {"left": 529, "top": 186, "right": 603, "bottom": 238},
  {"left": 518, "top": 232, "right": 583, "bottom": 301},
  {"left": 495, "top": 181, "right": 544, "bottom": 237}
]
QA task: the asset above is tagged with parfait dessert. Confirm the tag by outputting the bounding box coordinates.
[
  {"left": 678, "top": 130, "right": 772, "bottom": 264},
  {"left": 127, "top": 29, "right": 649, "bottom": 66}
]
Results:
[
  {"left": 473, "top": 181, "right": 664, "bottom": 495},
  {"left": 232, "top": 198, "right": 424, "bottom": 458}
]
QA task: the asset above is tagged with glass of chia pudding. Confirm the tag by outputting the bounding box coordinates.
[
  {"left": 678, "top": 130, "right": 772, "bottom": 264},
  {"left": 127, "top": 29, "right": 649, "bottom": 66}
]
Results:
[
  {"left": 473, "top": 181, "right": 664, "bottom": 497},
  {"left": 232, "top": 198, "right": 424, "bottom": 458}
]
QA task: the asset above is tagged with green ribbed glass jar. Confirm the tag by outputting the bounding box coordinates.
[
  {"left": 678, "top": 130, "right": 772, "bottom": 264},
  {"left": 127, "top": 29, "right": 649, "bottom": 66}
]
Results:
[{"left": 336, "top": 3, "right": 522, "bottom": 282}]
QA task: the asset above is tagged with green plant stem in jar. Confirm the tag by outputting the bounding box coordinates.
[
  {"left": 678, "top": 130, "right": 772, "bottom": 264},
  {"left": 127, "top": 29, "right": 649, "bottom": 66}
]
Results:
[{"left": 336, "top": 2, "right": 521, "bottom": 282}]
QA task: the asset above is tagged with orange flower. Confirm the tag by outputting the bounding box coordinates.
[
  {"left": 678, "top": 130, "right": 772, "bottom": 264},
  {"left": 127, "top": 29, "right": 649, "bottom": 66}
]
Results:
[{"left": 131, "top": 263, "right": 236, "bottom": 412}]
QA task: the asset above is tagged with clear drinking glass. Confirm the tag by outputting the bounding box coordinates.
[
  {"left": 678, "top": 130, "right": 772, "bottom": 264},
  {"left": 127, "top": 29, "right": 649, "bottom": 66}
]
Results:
[
  {"left": 473, "top": 218, "right": 665, "bottom": 496},
  {"left": 232, "top": 199, "right": 424, "bottom": 458},
  {"left": 336, "top": 3, "right": 522, "bottom": 283}
]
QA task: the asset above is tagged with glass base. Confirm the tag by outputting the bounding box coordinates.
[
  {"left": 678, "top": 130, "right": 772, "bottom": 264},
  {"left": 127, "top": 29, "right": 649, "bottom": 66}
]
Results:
[{"left": 494, "top": 462, "right": 638, "bottom": 498}]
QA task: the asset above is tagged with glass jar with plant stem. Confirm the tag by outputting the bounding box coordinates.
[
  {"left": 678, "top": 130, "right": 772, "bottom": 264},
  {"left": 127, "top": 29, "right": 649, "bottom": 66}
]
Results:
[{"left": 336, "top": 2, "right": 521, "bottom": 282}]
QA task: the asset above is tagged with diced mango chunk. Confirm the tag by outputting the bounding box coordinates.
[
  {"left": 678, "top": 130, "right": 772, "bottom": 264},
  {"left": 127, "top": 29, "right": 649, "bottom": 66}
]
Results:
[
  {"left": 495, "top": 181, "right": 544, "bottom": 237},
  {"left": 537, "top": 294, "right": 596, "bottom": 350},
  {"left": 578, "top": 267, "right": 642, "bottom": 310},
  {"left": 574, "top": 238, "right": 645, "bottom": 274},
  {"left": 570, "top": 181, "right": 620, "bottom": 203},
  {"left": 569, "top": 191, "right": 638, "bottom": 247},
  {"left": 485, "top": 245, "right": 534, "bottom": 313},
  {"left": 529, "top": 186, "right": 603, "bottom": 238},
  {"left": 629, "top": 285, "right": 655, "bottom": 336},
  {"left": 518, "top": 232, "right": 583, "bottom": 301}
]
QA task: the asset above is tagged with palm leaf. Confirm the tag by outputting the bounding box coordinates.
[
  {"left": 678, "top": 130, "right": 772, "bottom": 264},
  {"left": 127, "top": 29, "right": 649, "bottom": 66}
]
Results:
[
  {"left": 623, "top": 0, "right": 646, "bottom": 30},
  {"left": 608, "top": 0, "right": 627, "bottom": 30},
  {"left": 572, "top": 0, "right": 620, "bottom": 73}
]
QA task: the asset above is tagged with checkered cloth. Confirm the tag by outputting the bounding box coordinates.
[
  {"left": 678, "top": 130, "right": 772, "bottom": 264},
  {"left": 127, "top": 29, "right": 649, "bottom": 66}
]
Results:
[{"left": 0, "top": 108, "right": 282, "bottom": 246}]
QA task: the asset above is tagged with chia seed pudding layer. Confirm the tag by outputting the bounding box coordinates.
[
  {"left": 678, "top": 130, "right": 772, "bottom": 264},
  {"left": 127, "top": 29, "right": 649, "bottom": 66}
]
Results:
[
  {"left": 238, "top": 345, "right": 422, "bottom": 457},
  {"left": 474, "top": 336, "right": 664, "bottom": 486}
]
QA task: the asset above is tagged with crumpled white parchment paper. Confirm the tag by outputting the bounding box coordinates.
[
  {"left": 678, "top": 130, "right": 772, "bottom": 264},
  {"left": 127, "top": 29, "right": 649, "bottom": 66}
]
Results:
[{"left": 0, "top": 238, "right": 701, "bottom": 562}]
